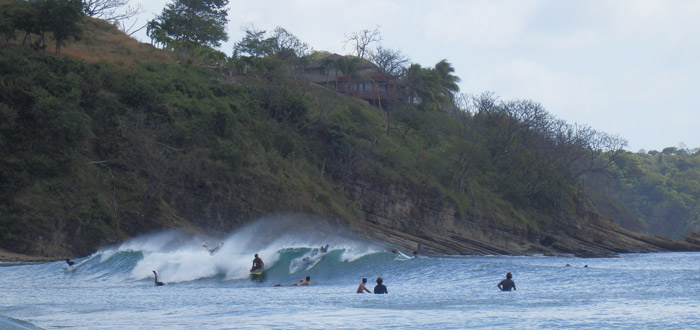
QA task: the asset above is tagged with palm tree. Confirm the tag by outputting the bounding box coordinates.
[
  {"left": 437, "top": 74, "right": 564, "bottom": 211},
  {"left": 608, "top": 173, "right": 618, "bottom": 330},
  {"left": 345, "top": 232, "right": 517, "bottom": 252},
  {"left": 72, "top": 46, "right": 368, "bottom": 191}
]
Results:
[
  {"left": 403, "top": 63, "right": 438, "bottom": 105},
  {"left": 401, "top": 60, "right": 460, "bottom": 111},
  {"left": 434, "top": 59, "right": 460, "bottom": 99}
]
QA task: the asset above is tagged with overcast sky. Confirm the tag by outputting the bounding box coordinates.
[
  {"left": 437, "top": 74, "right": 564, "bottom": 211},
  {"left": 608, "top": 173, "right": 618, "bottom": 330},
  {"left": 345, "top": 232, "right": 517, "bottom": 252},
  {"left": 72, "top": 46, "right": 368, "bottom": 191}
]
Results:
[{"left": 128, "top": 0, "right": 699, "bottom": 151}]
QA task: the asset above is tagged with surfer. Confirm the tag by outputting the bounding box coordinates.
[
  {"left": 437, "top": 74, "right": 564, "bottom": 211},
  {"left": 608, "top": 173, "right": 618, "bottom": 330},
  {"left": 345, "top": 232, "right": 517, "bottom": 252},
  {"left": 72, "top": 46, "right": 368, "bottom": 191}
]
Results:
[
  {"left": 356, "top": 278, "right": 371, "bottom": 293},
  {"left": 294, "top": 276, "right": 310, "bottom": 286},
  {"left": 250, "top": 254, "right": 264, "bottom": 273},
  {"left": 65, "top": 259, "right": 75, "bottom": 266},
  {"left": 152, "top": 270, "right": 164, "bottom": 286},
  {"left": 292, "top": 276, "right": 310, "bottom": 286},
  {"left": 320, "top": 244, "right": 329, "bottom": 253},
  {"left": 203, "top": 242, "right": 223, "bottom": 255},
  {"left": 373, "top": 277, "right": 388, "bottom": 294},
  {"left": 497, "top": 272, "right": 516, "bottom": 291}
]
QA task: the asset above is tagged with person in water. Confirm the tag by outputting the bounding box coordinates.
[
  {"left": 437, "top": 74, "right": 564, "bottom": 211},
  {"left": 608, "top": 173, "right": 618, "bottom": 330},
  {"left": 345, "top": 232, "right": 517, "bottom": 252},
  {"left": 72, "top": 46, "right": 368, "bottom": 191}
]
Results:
[
  {"left": 356, "top": 278, "right": 371, "bottom": 293},
  {"left": 296, "top": 276, "right": 310, "bottom": 286},
  {"left": 320, "top": 244, "right": 329, "bottom": 253},
  {"left": 275, "top": 276, "right": 310, "bottom": 287},
  {"left": 373, "top": 277, "right": 388, "bottom": 294},
  {"left": 152, "top": 270, "right": 164, "bottom": 286},
  {"left": 203, "top": 242, "right": 223, "bottom": 255},
  {"left": 65, "top": 259, "right": 75, "bottom": 266},
  {"left": 497, "top": 272, "right": 516, "bottom": 291},
  {"left": 251, "top": 254, "right": 264, "bottom": 272}
]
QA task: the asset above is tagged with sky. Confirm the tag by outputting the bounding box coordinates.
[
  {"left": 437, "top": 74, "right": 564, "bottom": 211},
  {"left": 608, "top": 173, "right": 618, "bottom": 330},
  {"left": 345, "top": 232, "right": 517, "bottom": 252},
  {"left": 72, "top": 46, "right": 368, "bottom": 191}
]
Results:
[{"left": 126, "top": 0, "right": 699, "bottom": 152}]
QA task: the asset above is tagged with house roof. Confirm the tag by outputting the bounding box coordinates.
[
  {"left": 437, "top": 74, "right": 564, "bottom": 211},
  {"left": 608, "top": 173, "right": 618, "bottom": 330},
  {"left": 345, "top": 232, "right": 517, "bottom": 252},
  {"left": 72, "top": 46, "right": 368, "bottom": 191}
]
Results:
[{"left": 306, "top": 53, "right": 381, "bottom": 75}]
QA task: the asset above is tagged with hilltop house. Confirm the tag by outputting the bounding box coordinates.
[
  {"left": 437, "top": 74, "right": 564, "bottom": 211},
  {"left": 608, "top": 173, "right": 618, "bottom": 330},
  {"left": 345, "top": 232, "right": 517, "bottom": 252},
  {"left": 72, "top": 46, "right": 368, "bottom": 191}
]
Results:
[{"left": 303, "top": 54, "right": 397, "bottom": 107}]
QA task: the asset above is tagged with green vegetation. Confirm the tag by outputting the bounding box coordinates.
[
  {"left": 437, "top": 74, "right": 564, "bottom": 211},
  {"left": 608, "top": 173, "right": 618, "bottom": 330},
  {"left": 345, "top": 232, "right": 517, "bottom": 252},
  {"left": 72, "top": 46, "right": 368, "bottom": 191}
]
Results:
[
  {"left": 1, "top": 5, "right": 698, "bottom": 256},
  {"left": 146, "top": 0, "right": 229, "bottom": 62},
  {"left": 0, "top": 0, "right": 83, "bottom": 54},
  {"left": 585, "top": 148, "right": 700, "bottom": 238},
  {"left": 0, "top": 41, "right": 632, "bottom": 255}
]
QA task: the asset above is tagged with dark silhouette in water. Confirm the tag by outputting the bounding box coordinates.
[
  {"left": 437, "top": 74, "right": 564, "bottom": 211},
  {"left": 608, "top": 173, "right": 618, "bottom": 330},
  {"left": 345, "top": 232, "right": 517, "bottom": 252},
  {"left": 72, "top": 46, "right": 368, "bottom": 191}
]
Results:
[
  {"left": 152, "top": 270, "right": 164, "bottom": 286},
  {"left": 497, "top": 272, "right": 516, "bottom": 291},
  {"left": 251, "top": 254, "right": 264, "bottom": 273},
  {"left": 65, "top": 259, "right": 75, "bottom": 266},
  {"left": 374, "top": 277, "right": 388, "bottom": 294}
]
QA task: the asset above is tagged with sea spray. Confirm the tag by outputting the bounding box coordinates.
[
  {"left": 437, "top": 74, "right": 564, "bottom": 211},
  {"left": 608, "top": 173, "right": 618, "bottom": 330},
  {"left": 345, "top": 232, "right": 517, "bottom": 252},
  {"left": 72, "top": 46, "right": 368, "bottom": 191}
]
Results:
[{"left": 83, "top": 215, "right": 385, "bottom": 284}]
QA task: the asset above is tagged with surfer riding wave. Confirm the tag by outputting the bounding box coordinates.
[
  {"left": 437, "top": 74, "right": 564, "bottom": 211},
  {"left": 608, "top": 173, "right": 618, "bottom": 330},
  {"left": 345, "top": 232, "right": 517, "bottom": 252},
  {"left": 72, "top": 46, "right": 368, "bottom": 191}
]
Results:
[{"left": 250, "top": 254, "right": 264, "bottom": 273}]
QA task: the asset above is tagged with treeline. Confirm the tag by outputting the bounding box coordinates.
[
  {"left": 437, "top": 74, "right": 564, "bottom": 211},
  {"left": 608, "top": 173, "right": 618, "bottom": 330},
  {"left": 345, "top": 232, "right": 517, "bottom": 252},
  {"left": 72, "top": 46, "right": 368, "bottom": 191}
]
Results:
[{"left": 584, "top": 148, "right": 700, "bottom": 238}]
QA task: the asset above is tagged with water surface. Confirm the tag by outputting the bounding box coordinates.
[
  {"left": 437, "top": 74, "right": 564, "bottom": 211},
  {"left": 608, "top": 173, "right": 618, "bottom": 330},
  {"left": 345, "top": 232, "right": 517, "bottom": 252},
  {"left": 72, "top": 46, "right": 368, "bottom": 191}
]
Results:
[{"left": 2, "top": 229, "right": 699, "bottom": 329}]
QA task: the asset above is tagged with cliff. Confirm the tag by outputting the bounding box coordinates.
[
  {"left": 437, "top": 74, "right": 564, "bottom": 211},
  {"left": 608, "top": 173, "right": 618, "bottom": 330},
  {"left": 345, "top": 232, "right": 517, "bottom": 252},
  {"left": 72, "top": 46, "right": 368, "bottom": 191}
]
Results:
[{"left": 341, "top": 179, "right": 700, "bottom": 257}]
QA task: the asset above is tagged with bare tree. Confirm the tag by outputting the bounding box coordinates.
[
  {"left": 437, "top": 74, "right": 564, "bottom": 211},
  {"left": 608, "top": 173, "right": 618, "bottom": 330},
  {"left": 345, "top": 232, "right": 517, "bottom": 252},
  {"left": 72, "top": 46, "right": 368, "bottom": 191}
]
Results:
[
  {"left": 116, "top": 18, "right": 147, "bottom": 36},
  {"left": 343, "top": 26, "right": 381, "bottom": 59},
  {"left": 272, "top": 26, "right": 311, "bottom": 59},
  {"left": 82, "top": 0, "right": 142, "bottom": 22},
  {"left": 572, "top": 131, "right": 628, "bottom": 179},
  {"left": 368, "top": 46, "right": 409, "bottom": 77}
]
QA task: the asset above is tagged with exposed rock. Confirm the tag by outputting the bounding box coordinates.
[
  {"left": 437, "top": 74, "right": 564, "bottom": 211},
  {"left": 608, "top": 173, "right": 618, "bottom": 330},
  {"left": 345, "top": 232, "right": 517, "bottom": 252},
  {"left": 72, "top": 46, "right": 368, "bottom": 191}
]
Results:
[
  {"left": 343, "top": 180, "right": 700, "bottom": 257},
  {"left": 684, "top": 232, "right": 700, "bottom": 245}
]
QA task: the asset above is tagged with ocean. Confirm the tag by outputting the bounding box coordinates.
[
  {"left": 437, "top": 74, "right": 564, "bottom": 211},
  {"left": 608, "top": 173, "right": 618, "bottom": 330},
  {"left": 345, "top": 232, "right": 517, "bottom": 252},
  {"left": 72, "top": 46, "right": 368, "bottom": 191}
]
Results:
[{"left": 2, "top": 219, "right": 700, "bottom": 329}]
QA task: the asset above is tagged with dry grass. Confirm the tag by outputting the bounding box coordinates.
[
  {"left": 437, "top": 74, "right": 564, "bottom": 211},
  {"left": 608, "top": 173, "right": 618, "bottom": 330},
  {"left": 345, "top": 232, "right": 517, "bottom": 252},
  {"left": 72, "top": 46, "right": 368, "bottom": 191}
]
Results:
[
  {"left": 61, "top": 17, "right": 175, "bottom": 67},
  {"left": 4, "top": 15, "right": 175, "bottom": 67}
]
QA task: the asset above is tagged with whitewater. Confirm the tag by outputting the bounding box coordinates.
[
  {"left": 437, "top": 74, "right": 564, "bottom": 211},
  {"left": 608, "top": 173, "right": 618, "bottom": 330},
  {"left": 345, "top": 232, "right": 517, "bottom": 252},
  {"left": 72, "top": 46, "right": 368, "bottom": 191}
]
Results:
[{"left": 2, "top": 216, "right": 700, "bottom": 329}]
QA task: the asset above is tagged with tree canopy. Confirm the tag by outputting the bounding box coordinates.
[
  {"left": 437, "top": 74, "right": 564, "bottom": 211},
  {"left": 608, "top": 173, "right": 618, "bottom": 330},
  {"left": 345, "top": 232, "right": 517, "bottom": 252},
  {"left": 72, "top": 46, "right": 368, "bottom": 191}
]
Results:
[
  {"left": 232, "top": 26, "right": 311, "bottom": 77},
  {"left": 0, "top": 0, "right": 83, "bottom": 54},
  {"left": 147, "top": 0, "right": 229, "bottom": 61},
  {"left": 402, "top": 60, "right": 460, "bottom": 111}
]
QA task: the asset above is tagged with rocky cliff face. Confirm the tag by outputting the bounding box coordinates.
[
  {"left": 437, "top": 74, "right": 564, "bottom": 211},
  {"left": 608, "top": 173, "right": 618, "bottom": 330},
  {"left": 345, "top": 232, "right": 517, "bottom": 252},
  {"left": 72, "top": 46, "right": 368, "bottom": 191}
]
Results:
[
  {"left": 9, "top": 169, "right": 700, "bottom": 260},
  {"left": 342, "top": 180, "right": 700, "bottom": 257}
]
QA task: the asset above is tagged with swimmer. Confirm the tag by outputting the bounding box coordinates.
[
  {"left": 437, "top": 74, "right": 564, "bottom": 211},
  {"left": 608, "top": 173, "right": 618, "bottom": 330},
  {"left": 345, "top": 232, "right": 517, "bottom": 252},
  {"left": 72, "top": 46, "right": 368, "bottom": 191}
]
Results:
[
  {"left": 152, "top": 270, "right": 164, "bottom": 286},
  {"left": 497, "top": 272, "right": 516, "bottom": 291},
  {"left": 356, "top": 278, "right": 371, "bottom": 293},
  {"left": 65, "top": 259, "right": 75, "bottom": 266},
  {"left": 373, "top": 277, "right": 388, "bottom": 294}
]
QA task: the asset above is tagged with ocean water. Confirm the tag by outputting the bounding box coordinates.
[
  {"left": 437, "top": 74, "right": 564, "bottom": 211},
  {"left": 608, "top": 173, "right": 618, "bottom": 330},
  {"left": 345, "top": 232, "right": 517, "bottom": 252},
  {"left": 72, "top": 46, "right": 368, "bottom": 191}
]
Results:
[{"left": 2, "top": 220, "right": 700, "bottom": 329}]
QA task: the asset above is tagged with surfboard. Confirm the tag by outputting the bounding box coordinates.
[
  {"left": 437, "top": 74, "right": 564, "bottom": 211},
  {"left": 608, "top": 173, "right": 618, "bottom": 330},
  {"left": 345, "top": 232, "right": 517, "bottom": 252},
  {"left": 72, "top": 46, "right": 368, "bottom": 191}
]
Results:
[
  {"left": 250, "top": 268, "right": 264, "bottom": 276},
  {"left": 64, "top": 255, "right": 95, "bottom": 272},
  {"left": 396, "top": 251, "right": 415, "bottom": 260}
]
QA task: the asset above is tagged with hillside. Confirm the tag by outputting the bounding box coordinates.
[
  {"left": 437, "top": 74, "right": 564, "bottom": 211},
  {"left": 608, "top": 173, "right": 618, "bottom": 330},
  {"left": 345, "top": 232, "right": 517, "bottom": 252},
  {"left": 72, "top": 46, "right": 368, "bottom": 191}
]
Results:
[
  {"left": 1, "top": 14, "right": 699, "bottom": 260},
  {"left": 585, "top": 149, "right": 700, "bottom": 238}
]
